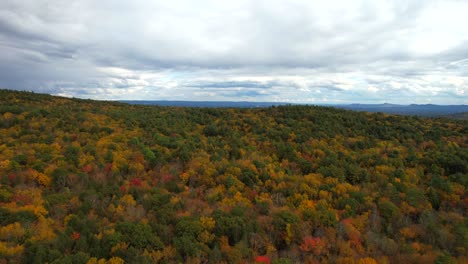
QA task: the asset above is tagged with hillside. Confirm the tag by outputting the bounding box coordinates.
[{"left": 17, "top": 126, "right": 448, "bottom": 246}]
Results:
[{"left": 0, "top": 89, "right": 467, "bottom": 263}]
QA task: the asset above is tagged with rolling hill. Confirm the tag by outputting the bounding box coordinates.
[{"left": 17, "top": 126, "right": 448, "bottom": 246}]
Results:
[{"left": 0, "top": 89, "right": 466, "bottom": 263}]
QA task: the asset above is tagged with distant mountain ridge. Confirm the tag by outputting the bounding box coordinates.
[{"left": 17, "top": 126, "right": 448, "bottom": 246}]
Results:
[
  {"left": 120, "top": 100, "right": 467, "bottom": 117},
  {"left": 334, "top": 103, "right": 468, "bottom": 117},
  {"left": 120, "top": 100, "right": 291, "bottom": 108}
]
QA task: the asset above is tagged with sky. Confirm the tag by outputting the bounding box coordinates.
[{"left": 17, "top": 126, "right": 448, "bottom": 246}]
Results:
[{"left": 0, "top": 0, "right": 467, "bottom": 104}]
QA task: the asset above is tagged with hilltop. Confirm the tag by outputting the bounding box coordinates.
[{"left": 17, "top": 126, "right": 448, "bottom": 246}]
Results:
[{"left": 0, "top": 89, "right": 466, "bottom": 263}]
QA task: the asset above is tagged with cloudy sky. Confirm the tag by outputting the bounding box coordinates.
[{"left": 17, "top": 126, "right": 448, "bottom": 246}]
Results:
[{"left": 0, "top": 0, "right": 467, "bottom": 104}]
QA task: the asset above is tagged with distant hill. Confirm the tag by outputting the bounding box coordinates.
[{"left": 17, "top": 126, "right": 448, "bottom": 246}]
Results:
[
  {"left": 333, "top": 103, "right": 468, "bottom": 117},
  {"left": 120, "top": 100, "right": 468, "bottom": 117},
  {"left": 120, "top": 100, "right": 291, "bottom": 108}
]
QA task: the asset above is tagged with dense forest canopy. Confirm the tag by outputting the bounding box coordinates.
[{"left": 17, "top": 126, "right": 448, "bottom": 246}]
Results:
[{"left": 0, "top": 89, "right": 466, "bottom": 263}]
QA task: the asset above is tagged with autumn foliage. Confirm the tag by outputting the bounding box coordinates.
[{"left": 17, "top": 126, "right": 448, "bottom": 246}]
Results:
[
  {"left": 300, "top": 236, "right": 325, "bottom": 254},
  {"left": 71, "top": 232, "right": 81, "bottom": 241},
  {"left": 0, "top": 89, "right": 466, "bottom": 263},
  {"left": 255, "top": 255, "right": 271, "bottom": 263}
]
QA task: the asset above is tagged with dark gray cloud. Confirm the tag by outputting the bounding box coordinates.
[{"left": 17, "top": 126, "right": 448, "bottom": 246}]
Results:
[{"left": 0, "top": 0, "right": 467, "bottom": 103}]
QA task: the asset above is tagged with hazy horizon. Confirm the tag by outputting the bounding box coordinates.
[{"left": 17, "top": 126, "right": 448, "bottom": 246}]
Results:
[
  {"left": 2, "top": 88, "right": 468, "bottom": 106},
  {"left": 1, "top": 1, "right": 467, "bottom": 104}
]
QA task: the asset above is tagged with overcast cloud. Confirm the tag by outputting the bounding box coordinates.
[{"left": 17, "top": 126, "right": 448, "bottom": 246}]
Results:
[{"left": 0, "top": 0, "right": 467, "bottom": 103}]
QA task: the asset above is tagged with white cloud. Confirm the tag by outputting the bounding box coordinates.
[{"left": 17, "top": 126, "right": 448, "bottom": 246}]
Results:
[{"left": 0, "top": 0, "right": 467, "bottom": 104}]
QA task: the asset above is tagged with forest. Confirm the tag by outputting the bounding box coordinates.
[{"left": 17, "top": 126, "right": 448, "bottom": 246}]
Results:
[{"left": 0, "top": 89, "right": 466, "bottom": 263}]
